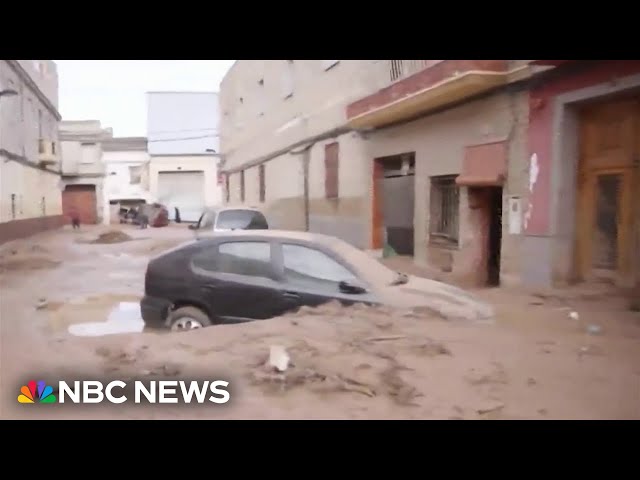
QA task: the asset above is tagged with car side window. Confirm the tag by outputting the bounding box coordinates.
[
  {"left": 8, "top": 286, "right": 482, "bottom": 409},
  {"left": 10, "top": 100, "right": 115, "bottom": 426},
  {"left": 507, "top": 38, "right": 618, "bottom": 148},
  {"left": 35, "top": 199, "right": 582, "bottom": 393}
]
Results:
[
  {"left": 281, "top": 244, "right": 358, "bottom": 289},
  {"left": 215, "top": 241, "right": 273, "bottom": 279},
  {"left": 191, "top": 246, "right": 218, "bottom": 271}
]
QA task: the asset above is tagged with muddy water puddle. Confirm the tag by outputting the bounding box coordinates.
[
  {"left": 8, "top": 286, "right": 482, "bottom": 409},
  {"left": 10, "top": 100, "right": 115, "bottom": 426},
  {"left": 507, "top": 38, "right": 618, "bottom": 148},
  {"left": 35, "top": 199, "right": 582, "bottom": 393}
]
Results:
[
  {"left": 42, "top": 294, "right": 146, "bottom": 336},
  {"left": 68, "top": 302, "right": 145, "bottom": 337}
]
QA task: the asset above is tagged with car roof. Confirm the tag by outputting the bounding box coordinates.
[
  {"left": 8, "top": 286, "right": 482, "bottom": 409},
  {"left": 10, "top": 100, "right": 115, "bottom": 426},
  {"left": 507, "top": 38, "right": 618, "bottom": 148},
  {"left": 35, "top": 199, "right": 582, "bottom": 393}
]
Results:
[
  {"left": 198, "top": 229, "right": 335, "bottom": 245},
  {"left": 203, "top": 205, "right": 264, "bottom": 214}
]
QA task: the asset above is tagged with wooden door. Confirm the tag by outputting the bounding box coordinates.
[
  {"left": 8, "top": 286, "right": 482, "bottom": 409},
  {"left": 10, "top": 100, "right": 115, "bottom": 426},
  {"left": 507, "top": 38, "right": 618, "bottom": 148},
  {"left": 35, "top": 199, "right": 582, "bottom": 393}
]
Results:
[
  {"left": 371, "top": 160, "right": 384, "bottom": 249},
  {"left": 576, "top": 97, "right": 639, "bottom": 283}
]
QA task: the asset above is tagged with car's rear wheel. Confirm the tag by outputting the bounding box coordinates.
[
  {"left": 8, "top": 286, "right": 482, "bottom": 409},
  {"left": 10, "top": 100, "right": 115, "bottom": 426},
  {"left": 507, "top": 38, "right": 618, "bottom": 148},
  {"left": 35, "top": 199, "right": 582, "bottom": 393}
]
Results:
[{"left": 168, "top": 306, "right": 212, "bottom": 332}]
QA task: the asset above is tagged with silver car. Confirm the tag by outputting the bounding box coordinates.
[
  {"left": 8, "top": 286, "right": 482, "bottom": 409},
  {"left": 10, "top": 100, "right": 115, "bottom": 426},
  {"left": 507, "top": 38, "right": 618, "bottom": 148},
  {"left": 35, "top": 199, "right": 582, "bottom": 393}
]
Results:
[{"left": 189, "top": 206, "right": 269, "bottom": 237}]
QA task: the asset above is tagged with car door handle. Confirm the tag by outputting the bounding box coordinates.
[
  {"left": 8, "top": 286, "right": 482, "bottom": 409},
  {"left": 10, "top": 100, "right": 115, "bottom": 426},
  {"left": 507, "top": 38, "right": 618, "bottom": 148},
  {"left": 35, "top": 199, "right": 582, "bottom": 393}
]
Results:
[
  {"left": 202, "top": 285, "right": 219, "bottom": 292},
  {"left": 282, "top": 291, "right": 300, "bottom": 299}
]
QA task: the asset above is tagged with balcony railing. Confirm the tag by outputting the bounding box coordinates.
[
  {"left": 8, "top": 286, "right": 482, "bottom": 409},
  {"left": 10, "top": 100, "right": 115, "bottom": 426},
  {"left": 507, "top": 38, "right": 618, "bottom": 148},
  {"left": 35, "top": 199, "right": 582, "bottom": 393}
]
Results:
[{"left": 389, "top": 60, "right": 444, "bottom": 83}]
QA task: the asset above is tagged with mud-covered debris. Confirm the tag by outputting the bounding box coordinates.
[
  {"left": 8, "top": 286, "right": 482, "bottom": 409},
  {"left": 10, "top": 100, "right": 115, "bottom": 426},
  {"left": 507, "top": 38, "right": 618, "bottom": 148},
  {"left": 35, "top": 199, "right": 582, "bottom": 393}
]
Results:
[
  {"left": 269, "top": 345, "right": 290, "bottom": 372},
  {"left": 334, "top": 375, "right": 376, "bottom": 397},
  {"left": 161, "top": 363, "right": 182, "bottom": 376},
  {"left": 527, "top": 377, "right": 537, "bottom": 386},
  {"left": 412, "top": 340, "right": 452, "bottom": 357},
  {"left": 35, "top": 298, "right": 48, "bottom": 310},
  {"left": 95, "top": 346, "right": 111, "bottom": 358},
  {"left": 90, "top": 230, "right": 134, "bottom": 244},
  {"left": 250, "top": 366, "right": 326, "bottom": 393},
  {"left": 364, "top": 335, "right": 406, "bottom": 342},
  {"left": 476, "top": 401, "right": 505, "bottom": 415}
]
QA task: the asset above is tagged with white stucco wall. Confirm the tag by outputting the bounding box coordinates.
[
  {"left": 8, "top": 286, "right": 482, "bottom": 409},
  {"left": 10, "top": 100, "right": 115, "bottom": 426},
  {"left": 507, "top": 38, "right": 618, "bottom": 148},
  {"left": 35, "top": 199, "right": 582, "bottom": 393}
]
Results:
[
  {"left": 102, "top": 149, "right": 152, "bottom": 224},
  {"left": 220, "top": 60, "right": 387, "bottom": 171},
  {"left": 0, "top": 60, "right": 62, "bottom": 224},
  {"left": 149, "top": 155, "right": 222, "bottom": 208}
]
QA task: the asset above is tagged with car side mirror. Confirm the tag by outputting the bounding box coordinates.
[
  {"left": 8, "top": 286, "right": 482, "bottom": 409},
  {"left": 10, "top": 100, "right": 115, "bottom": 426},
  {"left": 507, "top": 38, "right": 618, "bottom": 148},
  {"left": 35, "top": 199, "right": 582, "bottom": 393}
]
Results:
[{"left": 339, "top": 280, "right": 367, "bottom": 295}]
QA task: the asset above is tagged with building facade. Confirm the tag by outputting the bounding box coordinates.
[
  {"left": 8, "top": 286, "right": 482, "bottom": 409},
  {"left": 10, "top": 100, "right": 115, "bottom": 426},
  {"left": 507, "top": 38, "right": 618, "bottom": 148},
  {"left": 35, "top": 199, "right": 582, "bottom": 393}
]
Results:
[
  {"left": 101, "top": 136, "right": 152, "bottom": 224},
  {"left": 59, "top": 120, "right": 111, "bottom": 225},
  {"left": 147, "top": 91, "right": 222, "bottom": 222},
  {"left": 344, "top": 60, "right": 538, "bottom": 287},
  {"left": 0, "top": 60, "right": 63, "bottom": 243},
  {"left": 524, "top": 60, "right": 640, "bottom": 289},
  {"left": 220, "top": 60, "right": 640, "bottom": 291},
  {"left": 220, "top": 60, "right": 389, "bottom": 247}
]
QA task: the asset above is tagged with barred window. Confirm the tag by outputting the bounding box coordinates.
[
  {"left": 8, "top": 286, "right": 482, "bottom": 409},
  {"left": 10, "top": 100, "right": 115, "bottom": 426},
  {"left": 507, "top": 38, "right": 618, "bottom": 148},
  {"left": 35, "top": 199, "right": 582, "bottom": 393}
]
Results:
[{"left": 429, "top": 175, "right": 459, "bottom": 246}]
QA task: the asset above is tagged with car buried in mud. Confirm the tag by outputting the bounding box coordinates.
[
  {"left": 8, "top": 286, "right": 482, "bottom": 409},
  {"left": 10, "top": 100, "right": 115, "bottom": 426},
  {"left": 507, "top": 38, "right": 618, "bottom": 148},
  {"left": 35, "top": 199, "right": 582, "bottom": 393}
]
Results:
[{"left": 141, "top": 230, "right": 494, "bottom": 332}]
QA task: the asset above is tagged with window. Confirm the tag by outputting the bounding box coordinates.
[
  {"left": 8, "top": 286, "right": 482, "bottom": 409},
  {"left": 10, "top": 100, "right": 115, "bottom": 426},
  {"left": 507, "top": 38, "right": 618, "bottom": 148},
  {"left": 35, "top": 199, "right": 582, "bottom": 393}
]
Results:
[
  {"left": 282, "top": 244, "right": 358, "bottom": 289},
  {"left": 11, "top": 194, "right": 16, "bottom": 220},
  {"left": 193, "top": 241, "right": 272, "bottom": 279},
  {"left": 129, "top": 165, "right": 142, "bottom": 184},
  {"left": 41, "top": 197, "right": 46, "bottom": 216},
  {"left": 240, "top": 170, "right": 245, "bottom": 202},
  {"left": 259, "top": 164, "right": 266, "bottom": 203},
  {"left": 322, "top": 60, "right": 340, "bottom": 70},
  {"left": 216, "top": 209, "right": 268, "bottom": 230},
  {"left": 324, "top": 142, "right": 339, "bottom": 199},
  {"left": 225, "top": 174, "right": 230, "bottom": 203},
  {"left": 80, "top": 143, "right": 98, "bottom": 164},
  {"left": 282, "top": 61, "right": 294, "bottom": 99},
  {"left": 429, "top": 175, "right": 459, "bottom": 246},
  {"left": 38, "top": 109, "right": 42, "bottom": 138}
]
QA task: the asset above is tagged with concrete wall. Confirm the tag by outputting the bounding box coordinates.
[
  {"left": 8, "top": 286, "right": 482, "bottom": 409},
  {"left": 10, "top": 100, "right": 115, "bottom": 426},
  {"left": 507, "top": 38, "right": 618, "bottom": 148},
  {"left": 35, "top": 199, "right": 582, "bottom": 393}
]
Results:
[
  {"left": 147, "top": 92, "right": 219, "bottom": 155},
  {"left": 60, "top": 140, "right": 105, "bottom": 177},
  {"left": 0, "top": 160, "right": 62, "bottom": 222},
  {"left": 0, "top": 60, "right": 62, "bottom": 236},
  {"left": 17, "top": 60, "right": 58, "bottom": 109},
  {"left": 365, "top": 90, "right": 530, "bottom": 285},
  {"left": 220, "top": 60, "right": 387, "bottom": 171},
  {"left": 0, "top": 61, "right": 59, "bottom": 164},
  {"left": 149, "top": 155, "right": 222, "bottom": 207},
  {"left": 226, "top": 131, "right": 371, "bottom": 247},
  {"left": 103, "top": 149, "right": 153, "bottom": 225}
]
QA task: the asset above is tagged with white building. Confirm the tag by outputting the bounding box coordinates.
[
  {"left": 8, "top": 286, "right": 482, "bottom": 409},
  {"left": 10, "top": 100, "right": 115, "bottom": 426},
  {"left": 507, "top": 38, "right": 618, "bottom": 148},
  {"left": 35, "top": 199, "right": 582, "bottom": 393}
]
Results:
[
  {"left": 101, "top": 136, "right": 153, "bottom": 224},
  {"left": 59, "top": 120, "right": 111, "bottom": 225},
  {"left": 0, "top": 60, "right": 63, "bottom": 243},
  {"left": 146, "top": 91, "right": 222, "bottom": 222}
]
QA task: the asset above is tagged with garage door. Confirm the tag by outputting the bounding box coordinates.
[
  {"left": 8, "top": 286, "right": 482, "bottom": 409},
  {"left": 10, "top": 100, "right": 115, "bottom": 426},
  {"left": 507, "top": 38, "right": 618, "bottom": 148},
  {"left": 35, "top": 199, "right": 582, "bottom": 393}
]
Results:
[
  {"left": 62, "top": 185, "right": 97, "bottom": 225},
  {"left": 157, "top": 171, "right": 205, "bottom": 222}
]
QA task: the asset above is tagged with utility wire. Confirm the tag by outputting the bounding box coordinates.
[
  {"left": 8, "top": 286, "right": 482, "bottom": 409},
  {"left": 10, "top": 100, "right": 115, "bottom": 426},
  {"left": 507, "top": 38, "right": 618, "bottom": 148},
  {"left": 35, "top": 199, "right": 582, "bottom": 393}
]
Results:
[
  {"left": 147, "top": 127, "right": 219, "bottom": 134},
  {"left": 147, "top": 134, "right": 220, "bottom": 142}
]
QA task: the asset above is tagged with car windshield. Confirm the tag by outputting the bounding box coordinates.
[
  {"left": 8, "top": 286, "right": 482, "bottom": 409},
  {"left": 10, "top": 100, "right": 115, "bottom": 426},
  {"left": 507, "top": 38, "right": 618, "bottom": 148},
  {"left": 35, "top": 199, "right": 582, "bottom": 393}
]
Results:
[
  {"left": 326, "top": 237, "right": 404, "bottom": 287},
  {"left": 216, "top": 209, "right": 267, "bottom": 230}
]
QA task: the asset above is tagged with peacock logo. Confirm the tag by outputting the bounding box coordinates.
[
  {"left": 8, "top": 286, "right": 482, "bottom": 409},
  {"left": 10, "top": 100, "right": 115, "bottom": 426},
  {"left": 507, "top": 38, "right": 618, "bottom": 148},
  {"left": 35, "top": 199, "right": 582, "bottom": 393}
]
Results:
[{"left": 18, "top": 380, "right": 57, "bottom": 404}]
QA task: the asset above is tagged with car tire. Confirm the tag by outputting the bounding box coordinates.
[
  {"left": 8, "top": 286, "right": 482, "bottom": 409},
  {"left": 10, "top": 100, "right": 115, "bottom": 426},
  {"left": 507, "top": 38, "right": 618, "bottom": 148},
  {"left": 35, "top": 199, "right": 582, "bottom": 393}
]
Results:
[{"left": 168, "top": 306, "right": 212, "bottom": 332}]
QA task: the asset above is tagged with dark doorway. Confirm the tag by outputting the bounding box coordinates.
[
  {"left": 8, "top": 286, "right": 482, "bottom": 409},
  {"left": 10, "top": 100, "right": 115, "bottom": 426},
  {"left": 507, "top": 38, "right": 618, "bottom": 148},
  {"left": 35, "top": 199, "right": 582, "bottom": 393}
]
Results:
[
  {"left": 487, "top": 187, "right": 503, "bottom": 286},
  {"left": 373, "top": 153, "right": 415, "bottom": 255}
]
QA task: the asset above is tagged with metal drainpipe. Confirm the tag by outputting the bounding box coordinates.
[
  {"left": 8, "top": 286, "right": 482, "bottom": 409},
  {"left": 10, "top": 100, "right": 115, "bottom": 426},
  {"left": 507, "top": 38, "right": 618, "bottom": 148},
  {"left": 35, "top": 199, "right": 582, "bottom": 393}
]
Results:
[{"left": 290, "top": 143, "right": 314, "bottom": 232}]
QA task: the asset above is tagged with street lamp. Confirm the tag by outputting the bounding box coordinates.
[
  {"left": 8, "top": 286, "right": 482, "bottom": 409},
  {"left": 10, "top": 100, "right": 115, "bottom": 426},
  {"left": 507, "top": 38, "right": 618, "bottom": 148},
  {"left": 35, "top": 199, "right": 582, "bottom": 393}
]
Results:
[{"left": 0, "top": 89, "right": 18, "bottom": 98}]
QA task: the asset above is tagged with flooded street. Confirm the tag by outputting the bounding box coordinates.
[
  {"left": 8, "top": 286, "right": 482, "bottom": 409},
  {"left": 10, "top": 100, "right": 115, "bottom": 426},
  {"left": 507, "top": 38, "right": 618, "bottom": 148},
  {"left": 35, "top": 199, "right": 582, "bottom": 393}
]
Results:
[{"left": 1, "top": 224, "right": 640, "bottom": 420}]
